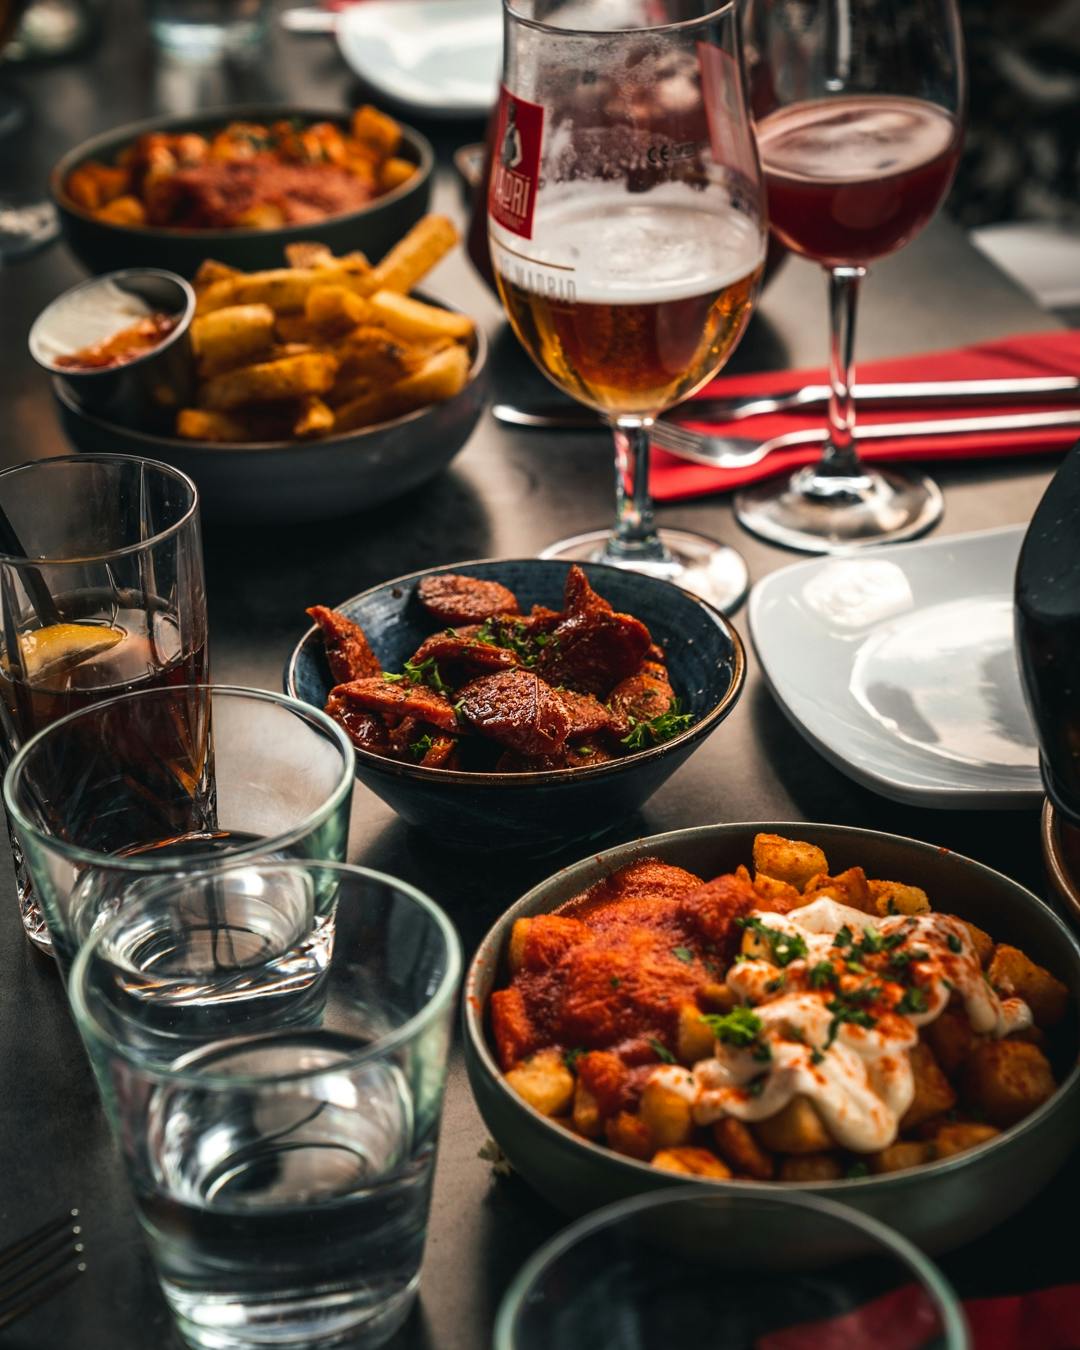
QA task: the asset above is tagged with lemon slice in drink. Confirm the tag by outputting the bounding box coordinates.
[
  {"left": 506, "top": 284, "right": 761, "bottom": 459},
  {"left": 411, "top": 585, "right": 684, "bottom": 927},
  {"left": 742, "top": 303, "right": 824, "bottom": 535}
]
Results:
[{"left": 17, "top": 623, "right": 126, "bottom": 683}]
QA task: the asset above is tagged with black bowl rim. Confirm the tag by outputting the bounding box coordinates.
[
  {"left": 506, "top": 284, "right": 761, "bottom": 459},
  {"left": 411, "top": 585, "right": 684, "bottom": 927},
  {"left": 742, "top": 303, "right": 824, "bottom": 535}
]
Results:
[
  {"left": 49, "top": 103, "right": 435, "bottom": 241},
  {"left": 283, "top": 557, "right": 747, "bottom": 787},
  {"left": 464, "top": 819, "right": 1080, "bottom": 1191},
  {"left": 50, "top": 289, "right": 487, "bottom": 455}
]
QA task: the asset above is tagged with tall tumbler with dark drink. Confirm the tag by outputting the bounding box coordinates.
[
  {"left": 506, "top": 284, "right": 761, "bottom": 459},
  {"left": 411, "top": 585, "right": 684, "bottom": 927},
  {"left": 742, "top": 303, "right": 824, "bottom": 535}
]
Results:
[
  {"left": 736, "top": 0, "right": 965, "bottom": 552},
  {"left": 0, "top": 454, "right": 208, "bottom": 954}
]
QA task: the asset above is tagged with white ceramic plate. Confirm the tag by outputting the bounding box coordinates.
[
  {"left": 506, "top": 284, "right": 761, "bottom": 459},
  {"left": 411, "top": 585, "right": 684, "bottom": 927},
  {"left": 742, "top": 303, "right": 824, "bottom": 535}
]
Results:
[
  {"left": 748, "top": 525, "right": 1041, "bottom": 809},
  {"left": 336, "top": 0, "right": 502, "bottom": 120}
]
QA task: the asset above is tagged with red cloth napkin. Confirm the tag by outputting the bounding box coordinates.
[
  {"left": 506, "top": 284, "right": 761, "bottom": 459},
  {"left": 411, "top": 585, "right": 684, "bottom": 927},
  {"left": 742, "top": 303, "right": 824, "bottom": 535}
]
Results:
[{"left": 651, "top": 330, "right": 1080, "bottom": 502}]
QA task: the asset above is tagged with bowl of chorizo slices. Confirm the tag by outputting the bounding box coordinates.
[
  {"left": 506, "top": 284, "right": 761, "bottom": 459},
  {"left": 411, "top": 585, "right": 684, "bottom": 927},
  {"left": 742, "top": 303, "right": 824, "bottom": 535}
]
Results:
[
  {"left": 464, "top": 821, "right": 1080, "bottom": 1252},
  {"left": 285, "top": 559, "right": 745, "bottom": 854}
]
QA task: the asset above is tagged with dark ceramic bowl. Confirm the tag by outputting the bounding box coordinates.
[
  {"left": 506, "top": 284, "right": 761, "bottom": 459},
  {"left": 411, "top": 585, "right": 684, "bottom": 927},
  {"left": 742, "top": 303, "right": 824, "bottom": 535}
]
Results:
[
  {"left": 51, "top": 294, "right": 487, "bottom": 524},
  {"left": 464, "top": 821, "right": 1080, "bottom": 1253},
  {"left": 285, "top": 559, "right": 746, "bottom": 855},
  {"left": 50, "top": 105, "right": 434, "bottom": 278}
]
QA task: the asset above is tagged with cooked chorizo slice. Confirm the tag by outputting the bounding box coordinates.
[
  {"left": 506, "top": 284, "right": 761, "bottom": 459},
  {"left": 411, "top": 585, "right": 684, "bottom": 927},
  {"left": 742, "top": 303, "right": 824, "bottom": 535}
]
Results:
[
  {"left": 409, "top": 633, "right": 520, "bottom": 684},
  {"left": 417, "top": 734, "right": 459, "bottom": 768},
  {"left": 307, "top": 604, "right": 381, "bottom": 682},
  {"left": 537, "top": 607, "right": 652, "bottom": 698},
  {"left": 566, "top": 744, "right": 615, "bottom": 767},
  {"left": 416, "top": 573, "right": 520, "bottom": 625},
  {"left": 457, "top": 668, "right": 569, "bottom": 755},
  {"left": 495, "top": 748, "right": 571, "bottom": 772},
  {"left": 608, "top": 667, "right": 675, "bottom": 724},
  {"left": 324, "top": 691, "right": 388, "bottom": 753},
  {"left": 556, "top": 687, "right": 619, "bottom": 741},
  {"left": 564, "top": 563, "right": 613, "bottom": 615},
  {"left": 331, "top": 676, "right": 459, "bottom": 732}
]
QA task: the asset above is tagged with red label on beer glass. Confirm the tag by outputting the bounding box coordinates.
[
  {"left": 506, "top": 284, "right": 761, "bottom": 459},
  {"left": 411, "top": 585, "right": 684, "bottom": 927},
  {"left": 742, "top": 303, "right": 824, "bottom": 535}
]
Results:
[{"left": 489, "top": 87, "right": 544, "bottom": 239}]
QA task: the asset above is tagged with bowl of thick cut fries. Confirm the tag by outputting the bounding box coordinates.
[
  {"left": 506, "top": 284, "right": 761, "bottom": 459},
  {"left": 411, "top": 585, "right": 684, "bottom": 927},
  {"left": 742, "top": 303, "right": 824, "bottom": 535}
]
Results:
[
  {"left": 51, "top": 104, "right": 434, "bottom": 277},
  {"left": 464, "top": 821, "right": 1080, "bottom": 1254},
  {"left": 51, "top": 215, "right": 489, "bottom": 523}
]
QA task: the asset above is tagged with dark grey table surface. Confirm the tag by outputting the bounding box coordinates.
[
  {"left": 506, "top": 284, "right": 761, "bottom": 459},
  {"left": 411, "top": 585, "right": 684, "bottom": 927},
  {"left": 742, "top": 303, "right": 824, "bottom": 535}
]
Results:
[{"left": 1, "top": 5, "right": 1078, "bottom": 1347}]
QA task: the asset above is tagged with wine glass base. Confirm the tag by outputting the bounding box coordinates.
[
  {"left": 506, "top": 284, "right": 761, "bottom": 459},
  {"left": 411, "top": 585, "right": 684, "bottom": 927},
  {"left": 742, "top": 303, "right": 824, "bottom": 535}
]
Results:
[
  {"left": 538, "top": 527, "right": 749, "bottom": 614},
  {"left": 734, "top": 465, "right": 944, "bottom": 554}
]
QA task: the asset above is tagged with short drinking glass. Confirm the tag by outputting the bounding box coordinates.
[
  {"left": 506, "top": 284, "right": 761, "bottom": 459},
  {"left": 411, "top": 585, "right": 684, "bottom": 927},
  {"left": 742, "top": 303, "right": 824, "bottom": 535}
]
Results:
[
  {"left": 67, "top": 860, "right": 462, "bottom": 1350},
  {"left": 3, "top": 684, "right": 354, "bottom": 973},
  {"left": 0, "top": 453, "right": 207, "bottom": 954}
]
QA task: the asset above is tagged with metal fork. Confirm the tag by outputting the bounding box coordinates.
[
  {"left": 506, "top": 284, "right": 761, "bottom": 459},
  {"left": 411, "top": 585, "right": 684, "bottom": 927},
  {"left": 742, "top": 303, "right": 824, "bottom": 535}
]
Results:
[
  {"left": 650, "top": 408, "right": 1080, "bottom": 470},
  {"left": 0, "top": 1210, "right": 85, "bottom": 1331}
]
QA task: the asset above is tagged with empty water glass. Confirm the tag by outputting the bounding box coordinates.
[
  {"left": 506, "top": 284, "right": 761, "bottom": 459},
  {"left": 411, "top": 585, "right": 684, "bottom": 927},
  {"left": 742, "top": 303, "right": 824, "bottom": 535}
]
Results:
[{"left": 67, "top": 860, "right": 462, "bottom": 1350}]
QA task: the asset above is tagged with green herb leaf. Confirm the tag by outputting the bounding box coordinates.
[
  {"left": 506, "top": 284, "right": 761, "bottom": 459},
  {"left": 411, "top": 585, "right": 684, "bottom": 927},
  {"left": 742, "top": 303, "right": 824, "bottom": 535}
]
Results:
[
  {"left": 746, "top": 1073, "right": 769, "bottom": 1098},
  {"left": 610, "top": 976, "right": 621, "bottom": 989},
  {"left": 563, "top": 1047, "right": 586, "bottom": 1071},
  {"left": 856, "top": 926, "right": 884, "bottom": 955},
  {"left": 896, "top": 987, "right": 929, "bottom": 1016},
  {"left": 702, "top": 1007, "right": 764, "bottom": 1048},
  {"left": 947, "top": 932, "right": 963, "bottom": 954},
  {"left": 672, "top": 946, "right": 694, "bottom": 964},
  {"left": 809, "top": 961, "right": 836, "bottom": 989},
  {"left": 737, "top": 916, "right": 808, "bottom": 967},
  {"left": 409, "top": 733, "right": 436, "bottom": 760},
  {"left": 647, "top": 1037, "right": 675, "bottom": 1064},
  {"left": 846, "top": 1160, "right": 870, "bottom": 1179},
  {"left": 620, "top": 697, "right": 694, "bottom": 752}
]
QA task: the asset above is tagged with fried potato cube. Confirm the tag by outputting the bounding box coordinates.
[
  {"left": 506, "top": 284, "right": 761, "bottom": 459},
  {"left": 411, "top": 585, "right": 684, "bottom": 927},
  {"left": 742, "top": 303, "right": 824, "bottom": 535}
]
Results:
[
  {"left": 639, "top": 1081, "right": 693, "bottom": 1150},
  {"left": 932, "top": 1122, "right": 1000, "bottom": 1160},
  {"left": 753, "top": 1095, "right": 833, "bottom": 1154},
  {"left": 373, "top": 214, "right": 459, "bottom": 293},
  {"left": 196, "top": 264, "right": 377, "bottom": 317},
  {"left": 200, "top": 352, "right": 338, "bottom": 411},
  {"left": 66, "top": 161, "right": 129, "bottom": 210},
  {"left": 779, "top": 1153, "right": 844, "bottom": 1182},
  {"left": 752, "top": 872, "right": 803, "bottom": 910},
  {"left": 192, "top": 257, "right": 240, "bottom": 291},
  {"left": 901, "top": 1042, "right": 958, "bottom": 1130},
  {"left": 190, "top": 303, "right": 276, "bottom": 373},
  {"left": 676, "top": 1004, "right": 716, "bottom": 1065},
  {"left": 963, "top": 1039, "right": 1056, "bottom": 1127},
  {"left": 987, "top": 945, "right": 1069, "bottom": 1028},
  {"left": 713, "top": 1117, "right": 774, "bottom": 1180},
  {"left": 868, "top": 878, "right": 931, "bottom": 917},
  {"left": 235, "top": 202, "right": 286, "bottom": 229},
  {"left": 698, "top": 982, "right": 736, "bottom": 1013},
  {"left": 304, "top": 283, "right": 371, "bottom": 335},
  {"left": 652, "top": 1147, "right": 732, "bottom": 1178},
  {"left": 605, "top": 1110, "right": 654, "bottom": 1161},
  {"left": 804, "top": 867, "right": 875, "bottom": 914},
  {"left": 381, "top": 156, "right": 417, "bottom": 191},
  {"left": 95, "top": 194, "right": 146, "bottom": 226},
  {"left": 923, "top": 1007, "right": 975, "bottom": 1077},
  {"left": 292, "top": 395, "right": 334, "bottom": 439},
  {"left": 504, "top": 1049, "right": 574, "bottom": 1118},
  {"left": 571, "top": 1078, "right": 602, "bottom": 1139},
  {"left": 869, "top": 1141, "right": 931, "bottom": 1175},
  {"left": 958, "top": 920, "right": 994, "bottom": 967},
  {"left": 176, "top": 408, "right": 257, "bottom": 442},
  {"left": 752, "top": 834, "right": 827, "bottom": 890},
  {"left": 351, "top": 103, "right": 402, "bottom": 157},
  {"left": 508, "top": 918, "right": 531, "bottom": 975},
  {"left": 334, "top": 344, "right": 469, "bottom": 432},
  {"left": 285, "top": 240, "right": 336, "bottom": 270},
  {"left": 367, "top": 288, "right": 475, "bottom": 343}
]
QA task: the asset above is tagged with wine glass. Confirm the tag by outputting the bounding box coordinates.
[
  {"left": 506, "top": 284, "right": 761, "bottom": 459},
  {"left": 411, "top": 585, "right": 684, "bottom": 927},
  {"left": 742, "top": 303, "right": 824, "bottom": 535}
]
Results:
[
  {"left": 735, "top": 0, "right": 965, "bottom": 552},
  {"left": 489, "top": 0, "right": 767, "bottom": 613}
]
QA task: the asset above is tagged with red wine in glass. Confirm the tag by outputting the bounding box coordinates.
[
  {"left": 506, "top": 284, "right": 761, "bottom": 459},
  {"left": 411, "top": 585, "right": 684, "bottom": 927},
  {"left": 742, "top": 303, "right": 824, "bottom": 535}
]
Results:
[{"left": 758, "top": 94, "right": 961, "bottom": 267}]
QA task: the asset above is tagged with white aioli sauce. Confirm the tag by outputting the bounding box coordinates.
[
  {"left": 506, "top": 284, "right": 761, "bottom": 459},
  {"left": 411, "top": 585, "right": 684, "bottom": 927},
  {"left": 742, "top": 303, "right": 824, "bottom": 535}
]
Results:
[{"left": 650, "top": 898, "right": 1032, "bottom": 1153}]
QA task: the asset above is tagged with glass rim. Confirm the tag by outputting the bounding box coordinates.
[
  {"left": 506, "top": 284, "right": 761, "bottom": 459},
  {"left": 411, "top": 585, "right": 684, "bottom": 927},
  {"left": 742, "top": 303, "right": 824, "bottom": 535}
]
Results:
[
  {"left": 493, "top": 1185, "right": 970, "bottom": 1349},
  {"left": 0, "top": 453, "right": 200, "bottom": 567},
  {"left": 67, "top": 858, "right": 463, "bottom": 1089},
  {"left": 2, "top": 682, "right": 356, "bottom": 873},
  {"left": 502, "top": 0, "right": 735, "bottom": 37}
]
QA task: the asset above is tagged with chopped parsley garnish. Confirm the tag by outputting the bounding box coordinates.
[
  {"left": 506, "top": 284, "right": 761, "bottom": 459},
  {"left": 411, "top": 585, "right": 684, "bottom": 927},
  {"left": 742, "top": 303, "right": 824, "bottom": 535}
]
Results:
[
  {"left": 382, "top": 656, "right": 448, "bottom": 694},
  {"left": 947, "top": 932, "right": 963, "bottom": 954},
  {"left": 809, "top": 961, "right": 836, "bottom": 989},
  {"left": 702, "top": 1007, "right": 763, "bottom": 1048},
  {"left": 620, "top": 698, "right": 694, "bottom": 751},
  {"left": 746, "top": 1073, "right": 769, "bottom": 1098},
  {"left": 810, "top": 1048, "right": 825, "bottom": 1065},
  {"left": 846, "top": 1160, "right": 870, "bottom": 1179},
  {"left": 409, "top": 734, "right": 436, "bottom": 760},
  {"left": 834, "top": 926, "right": 853, "bottom": 950},
  {"left": 752, "top": 1040, "right": 772, "bottom": 1063},
  {"left": 647, "top": 1037, "right": 675, "bottom": 1064},
  {"left": 846, "top": 960, "right": 867, "bottom": 975},
  {"left": 896, "top": 987, "right": 929, "bottom": 1016},
  {"left": 610, "top": 976, "right": 621, "bottom": 989},
  {"left": 672, "top": 946, "right": 694, "bottom": 964},
  {"left": 563, "top": 1047, "right": 585, "bottom": 1071},
  {"left": 882, "top": 931, "right": 907, "bottom": 951},
  {"left": 824, "top": 995, "right": 878, "bottom": 1048},
  {"left": 765, "top": 975, "right": 786, "bottom": 994},
  {"left": 856, "top": 926, "right": 884, "bottom": 955},
  {"left": 737, "top": 916, "right": 809, "bottom": 967}
]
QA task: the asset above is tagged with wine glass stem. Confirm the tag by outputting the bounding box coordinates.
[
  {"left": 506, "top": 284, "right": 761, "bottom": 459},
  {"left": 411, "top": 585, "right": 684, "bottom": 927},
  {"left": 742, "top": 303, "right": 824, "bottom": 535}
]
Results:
[
  {"left": 607, "top": 416, "right": 667, "bottom": 562},
  {"left": 821, "top": 264, "right": 867, "bottom": 478}
]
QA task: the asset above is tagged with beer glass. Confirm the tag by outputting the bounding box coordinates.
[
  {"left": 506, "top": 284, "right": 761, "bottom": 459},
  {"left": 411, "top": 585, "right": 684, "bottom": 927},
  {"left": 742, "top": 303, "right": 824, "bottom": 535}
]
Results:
[
  {"left": 735, "top": 0, "right": 965, "bottom": 552},
  {"left": 490, "top": 0, "right": 767, "bottom": 612}
]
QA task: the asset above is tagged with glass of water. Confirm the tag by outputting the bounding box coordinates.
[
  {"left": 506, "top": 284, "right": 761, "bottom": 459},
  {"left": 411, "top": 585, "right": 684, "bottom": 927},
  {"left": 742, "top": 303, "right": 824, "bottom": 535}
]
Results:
[
  {"left": 3, "top": 684, "right": 354, "bottom": 973},
  {"left": 148, "top": 0, "right": 271, "bottom": 60},
  {"left": 68, "top": 860, "right": 462, "bottom": 1350}
]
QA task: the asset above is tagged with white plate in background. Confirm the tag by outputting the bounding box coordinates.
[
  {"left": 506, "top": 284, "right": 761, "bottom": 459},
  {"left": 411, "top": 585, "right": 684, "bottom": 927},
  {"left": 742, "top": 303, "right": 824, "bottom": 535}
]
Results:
[
  {"left": 748, "top": 525, "right": 1041, "bottom": 809},
  {"left": 336, "top": 0, "right": 501, "bottom": 120}
]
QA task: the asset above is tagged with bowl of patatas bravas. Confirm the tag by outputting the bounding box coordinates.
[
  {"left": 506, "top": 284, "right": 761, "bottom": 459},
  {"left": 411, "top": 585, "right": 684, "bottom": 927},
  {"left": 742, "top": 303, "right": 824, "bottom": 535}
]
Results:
[
  {"left": 52, "top": 213, "right": 487, "bottom": 522},
  {"left": 464, "top": 821, "right": 1080, "bottom": 1252}
]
